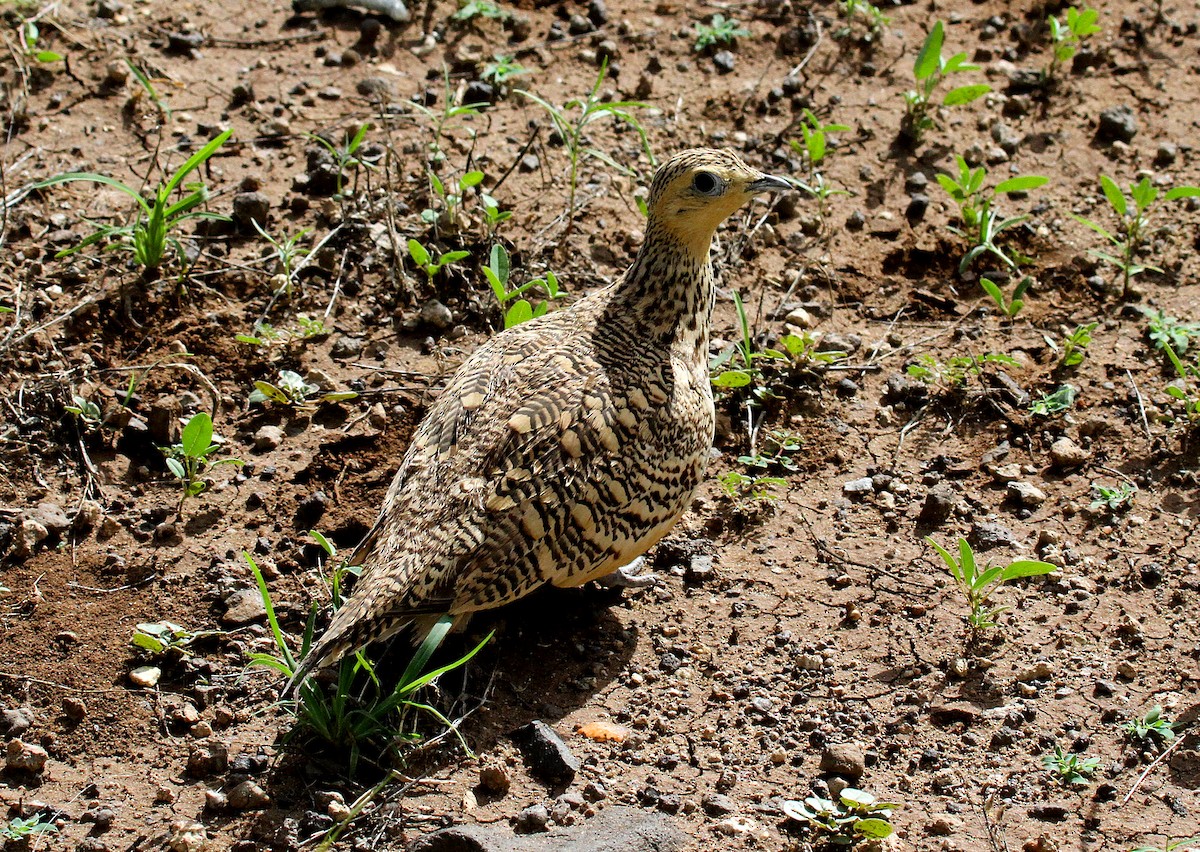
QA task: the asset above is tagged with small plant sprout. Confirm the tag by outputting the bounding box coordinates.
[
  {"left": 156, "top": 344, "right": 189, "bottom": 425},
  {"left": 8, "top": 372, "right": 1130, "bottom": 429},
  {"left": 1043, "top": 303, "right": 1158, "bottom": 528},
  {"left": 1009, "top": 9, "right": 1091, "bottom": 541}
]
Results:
[
  {"left": 249, "top": 370, "right": 358, "bottom": 409},
  {"left": 132, "top": 620, "right": 202, "bottom": 655},
  {"left": 718, "top": 470, "right": 788, "bottom": 502},
  {"left": 517, "top": 59, "right": 652, "bottom": 235},
  {"left": 1046, "top": 6, "right": 1101, "bottom": 82},
  {"left": 1124, "top": 705, "right": 1177, "bottom": 745},
  {"left": 481, "top": 54, "right": 529, "bottom": 88},
  {"left": 789, "top": 111, "right": 851, "bottom": 232},
  {"left": 781, "top": 787, "right": 898, "bottom": 845},
  {"left": 407, "top": 238, "right": 470, "bottom": 288},
  {"left": 65, "top": 394, "right": 102, "bottom": 428},
  {"left": 926, "top": 537, "right": 1056, "bottom": 631},
  {"left": 451, "top": 0, "right": 509, "bottom": 22},
  {"left": 1030, "top": 384, "right": 1078, "bottom": 415},
  {"left": 1091, "top": 481, "right": 1136, "bottom": 512},
  {"left": 903, "top": 22, "right": 991, "bottom": 145},
  {"left": 936, "top": 157, "right": 1049, "bottom": 273},
  {"left": 1146, "top": 309, "right": 1200, "bottom": 354},
  {"left": 980, "top": 276, "right": 1030, "bottom": 319},
  {"left": 1162, "top": 342, "right": 1200, "bottom": 434},
  {"left": 1, "top": 816, "right": 58, "bottom": 842},
  {"left": 739, "top": 429, "right": 802, "bottom": 473},
  {"left": 408, "top": 67, "right": 488, "bottom": 162},
  {"left": 21, "top": 20, "right": 63, "bottom": 63},
  {"left": 161, "top": 412, "right": 243, "bottom": 507},
  {"left": 838, "top": 0, "right": 891, "bottom": 41},
  {"left": 422, "top": 169, "right": 485, "bottom": 229},
  {"left": 1072, "top": 176, "right": 1200, "bottom": 299},
  {"left": 35, "top": 129, "right": 233, "bottom": 275},
  {"left": 1044, "top": 745, "right": 1101, "bottom": 786},
  {"left": 483, "top": 244, "right": 567, "bottom": 328},
  {"left": 693, "top": 13, "right": 750, "bottom": 52},
  {"left": 906, "top": 352, "right": 1020, "bottom": 393},
  {"left": 251, "top": 220, "right": 312, "bottom": 298},
  {"left": 1131, "top": 838, "right": 1200, "bottom": 852},
  {"left": 1054, "top": 322, "right": 1098, "bottom": 369},
  {"left": 308, "top": 124, "right": 375, "bottom": 200},
  {"left": 243, "top": 551, "right": 492, "bottom": 773}
]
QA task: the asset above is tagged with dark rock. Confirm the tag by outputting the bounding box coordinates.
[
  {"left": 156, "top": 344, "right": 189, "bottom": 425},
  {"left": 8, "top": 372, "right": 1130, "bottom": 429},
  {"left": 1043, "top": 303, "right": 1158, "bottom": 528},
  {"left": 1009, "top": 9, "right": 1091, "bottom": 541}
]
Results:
[
  {"left": 918, "top": 484, "right": 956, "bottom": 527},
  {"left": 1093, "top": 680, "right": 1117, "bottom": 698},
  {"left": 567, "top": 14, "right": 594, "bottom": 35},
  {"left": 513, "top": 721, "right": 579, "bottom": 785},
  {"left": 906, "top": 193, "right": 930, "bottom": 222},
  {"left": 1097, "top": 105, "right": 1137, "bottom": 143},
  {"left": 408, "top": 805, "right": 685, "bottom": 851},
  {"left": 970, "top": 520, "right": 1017, "bottom": 551},
  {"left": 186, "top": 740, "right": 228, "bottom": 777},
  {"left": 231, "top": 192, "right": 270, "bottom": 232},
  {"left": 712, "top": 50, "right": 736, "bottom": 74},
  {"left": 1154, "top": 141, "right": 1178, "bottom": 167},
  {"left": 989, "top": 726, "right": 1020, "bottom": 750},
  {"left": 587, "top": 0, "right": 608, "bottom": 26},
  {"left": 904, "top": 172, "right": 928, "bottom": 192},
  {"left": 464, "top": 80, "right": 495, "bottom": 104},
  {"left": 659, "top": 652, "right": 682, "bottom": 673},
  {"left": 519, "top": 154, "right": 540, "bottom": 173},
  {"left": 702, "top": 793, "right": 735, "bottom": 816},
  {"left": 515, "top": 804, "right": 550, "bottom": 834},
  {"left": 331, "top": 336, "right": 364, "bottom": 359},
  {"left": 356, "top": 77, "right": 392, "bottom": 99},
  {"left": 836, "top": 378, "right": 859, "bottom": 396},
  {"left": 845, "top": 210, "right": 866, "bottom": 231},
  {"left": 296, "top": 491, "right": 328, "bottom": 527}
]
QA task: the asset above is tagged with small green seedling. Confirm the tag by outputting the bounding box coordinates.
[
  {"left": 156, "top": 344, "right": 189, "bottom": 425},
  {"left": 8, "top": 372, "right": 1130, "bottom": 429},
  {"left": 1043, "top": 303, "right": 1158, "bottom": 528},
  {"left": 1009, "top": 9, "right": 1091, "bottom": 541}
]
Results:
[
  {"left": 1044, "top": 745, "right": 1101, "bottom": 786},
  {"left": 738, "top": 429, "right": 803, "bottom": 473},
  {"left": 518, "top": 59, "right": 652, "bottom": 234},
  {"left": 236, "top": 315, "right": 329, "bottom": 348},
  {"left": 694, "top": 14, "right": 749, "bottom": 52},
  {"left": 782, "top": 788, "right": 898, "bottom": 845},
  {"left": 452, "top": 0, "right": 508, "bottom": 21},
  {"left": 408, "top": 68, "right": 487, "bottom": 163},
  {"left": 838, "top": 0, "right": 891, "bottom": 40},
  {"left": 1124, "top": 705, "right": 1177, "bottom": 745},
  {"left": 1046, "top": 6, "right": 1101, "bottom": 81},
  {"left": 1055, "top": 322, "right": 1097, "bottom": 369},
  {"left": 36, "top": 129, "right": 232, "bottom": 274},
  {"left": 906, "top": 352, "right": 1020, "bottom": 392},
  {"left": 792, "top": 110, "right": 851, "bottom": 173},
  {"left": 483, "top": 244, "right": 566, "bottom": 328},
  {"left": 1, "top": 816, "right": 58, "bottom": 841},
  {"left": 1146, "top": 309, "right": 1200, "bottom": 354},
  {"left": 1091, "top": 481, "right": 1136, "bottom": 512},
  {"left": 927, "top": 537, "right": 1056, "bottom": 631},
  {"left": 423, "top": 169, "right": 485, "bottom": 228},
  {"left": 251, "top": 221, "right": 312, "bottom": 298},
  {"left": 1072, "top": 176, "right": 1200, "bottom": 299},
  {"left": 1030, "top": 384, "right": 1078, "bottom": 415},
  {"left": 1163, "top": 343, "right": 1200, "bottom": 432},
  {"left": 21, "top": 20, "right": 63, "bottom": 63},
  {"left": 308, "top": 124, "right": 374, "bottom": 200},
  {"left": 903, "top": 22, "right": 991, "bottom": 145},
  {"left": 936, "top": 157, "right": 1048, "bottom": 273},
  {"left": 719, "top": 470, "right": 787, "bottom": 502},
  {"left": 132, "top": 620, "right": 201, "bottom": 655},
  {"left": 710, "top": 291, "right": 785, "bottom": 390},
  {"left": 407, "top": 238, "right": 470, "bottom": 287},
  {"left": 65, "top": 394, "right": 102, "bottom": 428},
  {"left": 161, "top": 412, "right": 243, "bottom": 506},
  {"left": 249, "top": 370, "right": 358, "bottom": 408},
  {"left": 481, "top": 54, "right": 529, "bottom": 88},
  {"left": 980, "top": 276, "right": 1030, "bottom": 319}
]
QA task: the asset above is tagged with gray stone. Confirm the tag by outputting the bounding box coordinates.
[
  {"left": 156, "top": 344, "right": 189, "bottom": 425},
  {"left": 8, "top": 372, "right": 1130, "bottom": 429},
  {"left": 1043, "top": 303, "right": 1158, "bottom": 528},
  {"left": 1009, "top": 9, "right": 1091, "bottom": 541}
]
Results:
[
  {"left": 1154, "top": 142, "right": 1178, "bottom": 167},
  {"left": 420, "top": 299, "right": 454, "bottom": 331},
  {"left": 231, "top": 192, "right": 270, "bottom": 231},
  {"left": 227, "top": 780, "right": 270, "bottom": 810},
  {"left": 186, "top": 739, "right": 228, "bottom": 777},
  {"left": 29, "top": 502, "right": 71, "bottom": 536},
  {"left": 519, "top": 154, "right": 540, "bottom": 173},
  {"left": 713, "top": 50, "right": 736, "bottom": 73},
  {"left": 819, "top": 742, "right": 865, "bottom": 780},
  {"left": 970, "top": 520, "right": 1017, "bottom": 551},
  {"left": 917, "top": 484, "right": 956, "bottom": 526},
  {"left": 515, "top": 804, "right": 550, "bottom": 833},
  {"left": 905, "top": 193, "right": 930, "bottom": 221},
  {"left": 513, "top": 720, "right": 579, "bottom": 785},
  {"left": 221, "top": 589, "right": 267, "bottom": 626},
  {"left": 1097, "top": 105, "right": 1137, "bottom": 143},
  {"left": 0, "top": 706, "right": 34, "bottom": 737},
  {"left": 330, "top": 336, "right": 364, "bottom": 359},
  {"left": 701, "top": 793, "right": 735, "bottom": 815},
  {"left": 842, "top": 477, "right": 874, "bottom": 497},
  {"left": 407, "top": 805, "right": 686, "bottom": 852},
  {"left": 684, "top": 554, "right": 714, "bottom": 583},
  {"left": 1007, "top": 481, "right": 1047, "bottom": 507}
]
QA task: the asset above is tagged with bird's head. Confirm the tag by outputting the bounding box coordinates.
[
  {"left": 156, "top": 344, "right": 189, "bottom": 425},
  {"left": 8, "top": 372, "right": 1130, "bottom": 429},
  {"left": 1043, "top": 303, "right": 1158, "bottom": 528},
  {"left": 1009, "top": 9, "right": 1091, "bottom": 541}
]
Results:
[{"left": 645, "top": 148, "right": 792, "bottom": 257}]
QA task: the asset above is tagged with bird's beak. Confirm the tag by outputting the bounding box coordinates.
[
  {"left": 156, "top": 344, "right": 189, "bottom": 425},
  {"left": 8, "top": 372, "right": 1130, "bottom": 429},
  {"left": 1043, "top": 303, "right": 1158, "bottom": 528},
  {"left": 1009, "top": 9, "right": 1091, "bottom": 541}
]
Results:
[{"left": 747, "top": 174, "right": 794, "bottom": 193}]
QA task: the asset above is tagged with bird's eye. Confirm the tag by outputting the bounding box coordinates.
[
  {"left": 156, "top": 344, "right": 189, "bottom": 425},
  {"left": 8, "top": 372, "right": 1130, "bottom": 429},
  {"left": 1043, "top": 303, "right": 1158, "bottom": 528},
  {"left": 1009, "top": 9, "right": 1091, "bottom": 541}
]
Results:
[{"left": 692, "top": 172, "right": 721, "bottom": 195}]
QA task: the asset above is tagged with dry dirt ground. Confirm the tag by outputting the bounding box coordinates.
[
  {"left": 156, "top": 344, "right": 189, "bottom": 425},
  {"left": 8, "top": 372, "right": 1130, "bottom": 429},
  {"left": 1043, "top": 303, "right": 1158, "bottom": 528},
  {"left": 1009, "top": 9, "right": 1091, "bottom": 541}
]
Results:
[{"left": 2, "top": 0, "right": 1200, "bottom": 849}]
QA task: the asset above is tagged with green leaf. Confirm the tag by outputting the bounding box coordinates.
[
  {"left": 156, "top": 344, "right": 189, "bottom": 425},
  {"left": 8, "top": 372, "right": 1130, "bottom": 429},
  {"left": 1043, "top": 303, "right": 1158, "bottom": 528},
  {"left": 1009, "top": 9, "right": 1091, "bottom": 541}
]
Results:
[
  {"left": 943, "top": 84, "right": 991, "bottom": 106},
  {"left": 181, "top": 412, "right": 213, "bottom": 459},
  {"left": 1164, "top": 186, "right": 1200, "bottom": 201},
  {"left": 35, "top": 50, "right": 63, "bottom": 62},
  {"left": 856, "top": 818, "right": 895, "bottom": 838},
  {"left": 165, "top": 457, "right": 185, "bottom": 480},
  {"left": 505, "top": 300, "right": 533, "bottom": 327},
  {"left": 711, "top": 370, "right": 752, "bottom": 388},
  {"left": 994, "top": 175, "right": 1049, "bottom": 194},
  {"left": 1099, "top": 175, "right": 1127, "bottom": 217},
  {"left": 979, "top": 277, "right": 1003, "bottom": 304},
  {"left": 440, "top": 250, "right": 471, "bottom": 265},
  {"left": 489, "top": 243, "right": 510, "bottom": 284},
  {"left": 913, "top": 22, "right": 944, "bottom": 80},
  {"left": 1000, "top": 560, "right": 1057, "bottom": 581},
  {"left": 407, "top": 239, "right": 430, "bottom": 267},
  {"left": 1070, "top": 213, "right": 1117, "bottom": 244},
  {"left": 459, "top": 170, "right": 485, "bottom": 189}
]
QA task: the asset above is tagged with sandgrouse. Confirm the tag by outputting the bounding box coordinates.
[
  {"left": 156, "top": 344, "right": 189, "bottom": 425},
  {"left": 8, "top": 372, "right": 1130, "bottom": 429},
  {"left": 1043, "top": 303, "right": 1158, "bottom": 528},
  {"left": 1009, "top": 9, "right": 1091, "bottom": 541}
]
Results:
[{"left": 286, "top": 149, "right": 791, "bottom": 692}]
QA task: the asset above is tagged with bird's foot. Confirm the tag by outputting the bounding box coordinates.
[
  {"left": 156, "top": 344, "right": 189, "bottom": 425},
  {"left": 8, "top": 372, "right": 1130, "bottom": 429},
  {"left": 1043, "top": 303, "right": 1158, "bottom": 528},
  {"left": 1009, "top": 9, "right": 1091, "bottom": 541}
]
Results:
[{"left": 594, "top": 556, "right": 659, "bottom": 588}]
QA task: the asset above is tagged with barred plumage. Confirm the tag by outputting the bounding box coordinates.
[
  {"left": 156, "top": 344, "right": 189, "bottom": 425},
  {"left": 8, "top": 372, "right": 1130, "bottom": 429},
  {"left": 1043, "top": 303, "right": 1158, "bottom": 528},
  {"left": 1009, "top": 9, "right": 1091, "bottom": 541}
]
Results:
[{"left": 285, "top": 149, "right": 791, "bottom": 693}]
